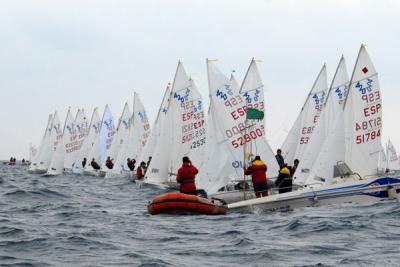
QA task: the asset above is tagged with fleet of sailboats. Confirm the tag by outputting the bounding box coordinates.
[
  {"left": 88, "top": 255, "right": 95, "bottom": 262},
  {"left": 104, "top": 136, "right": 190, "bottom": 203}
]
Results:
[{"left": 25, "top": 44, "right": 400, "bottom": 212}]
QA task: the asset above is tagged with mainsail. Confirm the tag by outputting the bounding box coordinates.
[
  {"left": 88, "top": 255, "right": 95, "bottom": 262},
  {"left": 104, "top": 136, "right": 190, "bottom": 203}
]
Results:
[
  {"left": 198, "top": 60, "right": 278, "bottom": 194},
  {"left": 146, "top": 62, "right": 205, "bottom": 185},
  {"left": 85, "top": 105, "right": 114, "bottom": 172},
  {"left": 239, "top": 59, "right": 279, "bottom": 177},
  {"left": 28, "top": 114, "right": 52, "bottom": 172},
  {"left": 140, "top": 86, "right": 170, "bottom": 176},
  {"left": 37, "top": 111, "right": 62, "bottom": 172},
  {"left": 295, "top": 56, "right": 349, "bottom": 185},
  {"left": 74, "top": 108, "right": 101, "bottom": 172},
  {"left": 344, "top": 44, "right": 382, "bottom": 177},
  {"left": 102, "top": 103, "right": 130, "bottom": 172},
  {"left": 47, "top": 108, "right": 75, "bottom": 175},
  {"left": 281, "top": 65, "right": 328, "bottom": 165},
  {"left": 386, "top": 139, "right": 400, "bottom": 171},
  {"left": 64, "top": 109, "right": 88, "bottom": 170},
  {"left": 127, "top": 93, "right": 151, "bottom": 164}
]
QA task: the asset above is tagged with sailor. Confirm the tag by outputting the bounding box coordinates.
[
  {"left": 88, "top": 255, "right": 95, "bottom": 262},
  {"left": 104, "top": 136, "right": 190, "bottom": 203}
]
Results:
[
  {"left": 136, "top": 161, "right": 146, "bottom": 180},
  {"left": 82, "top": 157, "right": 87, "bottom": 168},
  {"left": 275, "top": 149, "right": 285, "bottom": 170},
  {"left": 275, "top": 164, "right": 292, "bottom": 194},
  {"left": 176, "top": 156, "right": 198, "bottom": 195},
  {"left": 91, "top": 158, "right": 100, "bottom": 170},
  {"left": 22, "top": 158, "right": 25, "bottom": 163},
  {"left": 127, "top": 158, "right": 136, "bottom": 171},
  {"left": 105, "top": 156, "right": 114, "bottom": 169},
  {"left": 290, "top": 159, "right": 299, "bottom": 177},
  {"left": 244, "top": 156, "right": 268, "bottom": 198}
]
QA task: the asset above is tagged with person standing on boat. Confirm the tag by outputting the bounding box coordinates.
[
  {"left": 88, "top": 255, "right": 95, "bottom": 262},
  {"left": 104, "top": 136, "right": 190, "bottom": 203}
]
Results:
[
  {"left": 275, "top": 149, "right": 285, "bottom": 170},
  {"left": 176, "top": 156, "right": 198, "bottom": 195},
  {"left": 136, "top": 161, "right": 146, "bottom": 180},
  {"left": 82, "top": 157, "right": 87, "bottom": 168},
  {"left": 275, "top": 164, "right": 292, "bottom": 194},
  {"left": 244, "top": 156, "right": 268, "bottom": 198}
]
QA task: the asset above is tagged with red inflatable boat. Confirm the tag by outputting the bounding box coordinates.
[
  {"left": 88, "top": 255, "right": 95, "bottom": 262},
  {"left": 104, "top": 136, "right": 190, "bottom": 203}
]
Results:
[{"left": 148, "top": 192, "right": 227, "bottom": 215}]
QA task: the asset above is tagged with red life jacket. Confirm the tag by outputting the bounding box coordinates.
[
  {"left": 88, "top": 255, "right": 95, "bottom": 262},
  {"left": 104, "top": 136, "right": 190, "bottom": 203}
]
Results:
[
  {"left": 244, "top": 160, "right": 267, "bottom": 184},
  {"left": 176, "top": 162, "right": 198, "bottom": 193},
  {"left": 136, "top": 166, "right": 145, "bottom": 179}
]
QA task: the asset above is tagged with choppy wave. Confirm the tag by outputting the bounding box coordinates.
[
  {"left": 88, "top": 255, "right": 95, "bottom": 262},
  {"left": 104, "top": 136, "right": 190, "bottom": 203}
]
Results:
[{"left": 0, "top": 165, "right": 400, "bottom": 266}]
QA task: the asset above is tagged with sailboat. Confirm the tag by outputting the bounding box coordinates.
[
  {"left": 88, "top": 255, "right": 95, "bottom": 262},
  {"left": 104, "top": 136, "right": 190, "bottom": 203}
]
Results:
[
  {"left": 34, "top": 111, "right": 62, "bottom": 174},
  {"left": 229, "top": 45, "right": 400, "bottom": 212},
  {"left": 294, "top": 56, "right": 349, "bottom": 185},
  {"left": 100, "top": 103, "right": 131, "bottom": 177},
  {"left": 83, "top": 105, "right": 115, "bottom": 176},
  {"left": 281, "top": 64, "right": 329, "bottom": 165},
  {"left": 197, "top": 59, "right": 279, "bottom": 202},
  {"left": 386, "top": 139, "right": 400, "bottom": 172},
  {"left": 143, "top": 61, "right": 206, "bottom": 188},
  {"left": 44, "top": 108, "right": 75, "bottom": 176},
  {"left": 28, "top": 114, "right": 53, "bottom": 174},
  {"left": 73, "top": 108, "right": 102, "bottom": 174},
  {"left": 63, "top": 109, "right": 89, "bottom": 173},
  {"left": 24, "top": 144, "right": 37, "bottom": 165},
  {"left": 108, "top": 93, "right": 151, "bottom": 178},
  {"left": 135, "top": 86, "right": 170, "bottom": 184}
]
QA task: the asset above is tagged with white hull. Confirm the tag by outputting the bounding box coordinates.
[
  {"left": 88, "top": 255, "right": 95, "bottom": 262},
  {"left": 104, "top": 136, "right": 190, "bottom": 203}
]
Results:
[
  {"left": 98, "top": 170, "right": 107, "bottom": 177},
  {"left": 228, "top": 176, "right": 400, "bottom": 212},
  {"left": 211, "top": 190, "right": 255, "bottom": 203},
  {"left": 27, "top": 168, "right": 47, "bottom": 174},
  {"left": 105, "top": 170, "right": 132, "bottom": 179}
]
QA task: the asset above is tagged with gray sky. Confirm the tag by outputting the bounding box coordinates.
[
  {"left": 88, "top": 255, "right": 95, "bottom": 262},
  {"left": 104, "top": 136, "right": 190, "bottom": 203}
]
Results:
[{"left": 1, "top": 0, "right": 399, "bottom": 160}]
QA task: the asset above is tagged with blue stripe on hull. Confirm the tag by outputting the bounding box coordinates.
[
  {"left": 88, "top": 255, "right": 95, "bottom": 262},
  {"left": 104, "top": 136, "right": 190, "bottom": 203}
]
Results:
[{"left": 300, "top": 177, "right": 400, "bottom": 200}]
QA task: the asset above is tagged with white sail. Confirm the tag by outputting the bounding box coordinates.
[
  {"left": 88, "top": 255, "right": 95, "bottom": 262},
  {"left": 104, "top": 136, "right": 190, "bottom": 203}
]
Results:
[
  {"left": 29, "top": 144, "right": 37, "bottom": 163},
  {"left": 198, "top": 60, "right": 278, "bottom": 194},
  {"left": 197, "top": 103, "right": 234, "bottom": 193},
  {"left": 386, "top": 140, "right": 400, "bottom": 171},
  {"left": 295, "top": 56, "right": 349, "bottom": 185},
  {"left": 146, "top": 62, "right": 205, "bottom": 185},
  {"left": 102, "top": 103, "right": 130, "bottom": 172},
  {"left": 85, "top": 105, "right": 115, "bottom": 172},
  {"left": 37, "top": 111, "right": 62, "bottom": 172},
  {"left": 46, "top": 108, "right": 75, "bottom": 175},
  {"left": 139, "top": 87, "right": 170, "bottom": 172},
  {"left": 99, "top": 105, "right": 116, "bottom": 165},
  {"left": 80, "top": 108, "right": 102, "bottom": 172},
  {"left": 64, "top": 109, "right": 89, "bottom": 170},
  {"left": 197, "top": 72, "right": 241, "bottom": 192},
  {"left": 168, "top": 62, "right": 206, "bottom": 175},
  {"left": 128, "top": 93, "right": 151, "bottom": 162},
  {"left": 145, "top": 86, "right": 172, "bottom": 184},
  {"left": 28, "top": 114, "right": 53, "bottom": 172},
  {"left": 110, "top": 93, "right": 151, "bottom": 176},
  {"left": 281, "top": 64, "right": 328, "bottom": 164},
  {"left": 239, "top": 59, "right": 280, "bottom": 177},
  {"left": 344, "top": 44, "right": 382, "bottom": 177}
]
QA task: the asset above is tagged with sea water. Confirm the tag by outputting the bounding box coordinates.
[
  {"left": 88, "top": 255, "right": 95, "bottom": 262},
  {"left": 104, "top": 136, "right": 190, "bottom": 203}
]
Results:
[{"left": 1, "top": 164, "right": 399, "bottom": 266}]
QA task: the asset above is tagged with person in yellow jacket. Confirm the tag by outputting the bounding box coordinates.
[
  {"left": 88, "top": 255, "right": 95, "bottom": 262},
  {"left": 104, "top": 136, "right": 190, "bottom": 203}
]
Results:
[{"left": 275, "top": 164, "right": 292, "bottom": 194}]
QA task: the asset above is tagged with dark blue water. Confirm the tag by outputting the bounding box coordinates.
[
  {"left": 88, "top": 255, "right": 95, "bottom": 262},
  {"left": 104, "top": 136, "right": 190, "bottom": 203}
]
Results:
[{"left": 1, "top": 165, "right": 399, "bottom": 266}]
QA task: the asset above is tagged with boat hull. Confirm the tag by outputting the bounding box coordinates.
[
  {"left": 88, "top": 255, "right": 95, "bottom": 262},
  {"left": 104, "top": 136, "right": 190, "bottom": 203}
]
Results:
[
  {"left": 148, "top": 192, "right": 227, "bottom": 215},
  {"left": 228, "top": 177, "right": 400, "bottom": 212},
  {"left": 27, "top": 168, "right": 47, "bottom": 174},
  {"left": 83, "top": 169, "right": 100, "bottom": 176}
]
